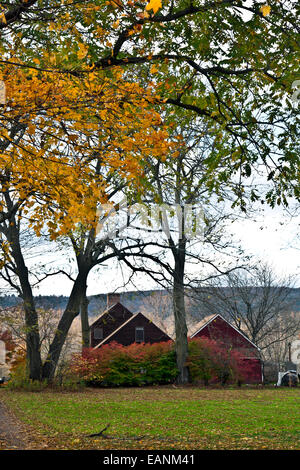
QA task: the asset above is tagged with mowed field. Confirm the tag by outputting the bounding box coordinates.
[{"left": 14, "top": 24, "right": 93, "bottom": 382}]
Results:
[{"left": 0, "top": 386, "right": 300, "bottom": 450}]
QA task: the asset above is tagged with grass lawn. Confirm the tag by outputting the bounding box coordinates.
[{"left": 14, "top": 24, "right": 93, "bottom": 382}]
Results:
[{"left": 0, "top": 386, "right": 300, "bottom": 450}]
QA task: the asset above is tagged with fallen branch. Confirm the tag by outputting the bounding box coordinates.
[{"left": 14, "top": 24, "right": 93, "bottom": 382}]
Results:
[{"left": 86, "top": 423, "right": 111, "bottom": 438}]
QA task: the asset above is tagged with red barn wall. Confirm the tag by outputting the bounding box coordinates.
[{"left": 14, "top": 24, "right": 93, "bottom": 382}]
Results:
[
  {"left": 193, "top": 316, "right": 263, "bottom": 383},
  {"left": 98, "top": 313, "right": 171, "bottom": 347},
  {"left": 240, "top": 358, "right": 263, "bottom": 384},
  {"left": 90, "top": 303, "right": 133, "bottom": 347}
]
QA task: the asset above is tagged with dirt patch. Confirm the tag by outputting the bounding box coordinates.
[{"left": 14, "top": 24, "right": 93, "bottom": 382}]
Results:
[{"left": 0, "top": 400, "right": 29, "bottom": 450}]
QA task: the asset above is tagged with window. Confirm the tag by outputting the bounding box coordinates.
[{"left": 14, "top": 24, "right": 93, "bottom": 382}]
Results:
[
  {"left": 135, "top": 327, "right": 144, "bottom": 343},
  {"left": 94, "top": 327, "right": 103, "bottom": 340}
]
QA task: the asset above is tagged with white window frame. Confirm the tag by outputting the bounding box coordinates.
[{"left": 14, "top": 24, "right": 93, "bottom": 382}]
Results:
[{"left": 135, "top": 327, "right": 144, "bottom": 343}]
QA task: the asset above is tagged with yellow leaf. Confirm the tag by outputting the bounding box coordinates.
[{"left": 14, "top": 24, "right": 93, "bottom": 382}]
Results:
[
  {"left": 109, "top": 0, "right": 123, "bottom": 9},
  {"left": 27, "top": 124, "right": 36, "bottom": 135},
  {"left": 150, "top": 64, "right": 159, "bottom": 74},
  {"left": 145, "top": 0, "right": 162, "bottom": 15},
  {"left": 77, "top": 43, "right": 88, "bottom": 60},
  {"left": 49, "top": 54, "right": 56, "bottom": 64},
  {"left": 260, "top": 5, "right": 271, "bottom": 16}
]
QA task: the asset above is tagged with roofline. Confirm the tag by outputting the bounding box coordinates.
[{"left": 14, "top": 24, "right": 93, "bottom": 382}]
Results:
[
  {"left": 188, "top": 314, "right": 215, "bottom": 338},
  {"left": 93, "top": 312, "right": 172, "bottom": 349},
  {"left": 189, "top": 313, "right": 219, "bottom": 338},
  {"left": 93, "top": 313, "right": 139, "bottom": 348},
  {"left": 90, "top": 302, "right": 131, "bottom": 327},
  {"left": 190, "top": 313, "right": 260, "bottom": 351}
]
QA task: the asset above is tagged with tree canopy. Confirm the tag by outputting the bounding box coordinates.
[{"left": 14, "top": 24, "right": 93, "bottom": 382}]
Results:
[
  {"left": 1, "top": 1, "right": 299, "bottom": 205},
  {"left": 0, "top": 0, "right": 299, "bottom": 382}
]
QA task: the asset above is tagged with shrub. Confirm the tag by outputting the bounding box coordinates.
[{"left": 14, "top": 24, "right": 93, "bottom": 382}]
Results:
[
  {"left": 5, "top": 348, "right": 28, "bottom": 388},
  {"left": 187, "top": 338, "right": 215, "bottom": 385},
  {"left": 187, "top": 338, "right": 251, "bottom": 386},
  {"left": 70, "top": 341, "right": 178, "bottom": 387},
  {"left": 5, "top": 349, "right": 48, "bottom": 391},
  {"left": 69, "top": 339, "right": 254, "bottom": 388},
  {"left": 0, "top": 329, "right": 18, "bottom": 364}
]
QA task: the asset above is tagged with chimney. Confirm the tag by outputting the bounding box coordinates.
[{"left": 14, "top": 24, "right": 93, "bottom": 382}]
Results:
[{"left": 107, "top": 292, "right": 121, "bottom": 308}]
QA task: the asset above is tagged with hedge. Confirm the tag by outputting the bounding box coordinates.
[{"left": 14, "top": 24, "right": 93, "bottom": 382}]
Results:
[
  {"left": 69, "top": 338, "right": 251, "bottom": 387},
  {"left": 70, "top": 341, "right": 177, "bottom": 386}
]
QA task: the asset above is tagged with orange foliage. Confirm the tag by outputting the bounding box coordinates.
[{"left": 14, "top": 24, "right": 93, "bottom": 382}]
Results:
[
  {"left": 0, "top": 329, "right": 19, "bottom": 364},
  {"left": 0, "top": 63, "right": 175, "bottom": 238}
]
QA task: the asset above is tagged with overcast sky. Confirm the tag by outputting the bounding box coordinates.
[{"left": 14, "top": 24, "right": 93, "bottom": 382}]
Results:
[{"left": 19, "top": 203, "right": 298, "bottom": 298}]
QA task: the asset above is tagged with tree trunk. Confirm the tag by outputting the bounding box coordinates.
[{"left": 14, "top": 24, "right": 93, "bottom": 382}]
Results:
[
  {"left": 81, "top": 294, "right": 90, "bottom": 350},
  {"left": 22, "top": 286, "right": 42, "bottom": 381},
  {"left": 41, "top": 269, "right": 89, "bottom": 380},
  {"left": 8, "top": 223, "right": 42, "bottom": 380},
  {"left": 173, "top": 244, "right": 189, "bottom": 384}
]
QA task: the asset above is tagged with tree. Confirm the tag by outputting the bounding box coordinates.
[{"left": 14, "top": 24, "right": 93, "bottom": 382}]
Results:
[
  {"left": 0, "top": 303, "right": 82, "bottom": 382},
  {"left": 0, "top": 66, "right": 173, "bottom": 380},
  {"left": 1, "top": 0, "right": 299, "bottom": 381},
  {"left": 107, "top": 118, "right": 249, "bottom": 383},
  {"left": 1, "top": 1, "right": 299, "bottom": 206},
  {"left": 194, "top": 262, "right": 300, "bottom": 356}
]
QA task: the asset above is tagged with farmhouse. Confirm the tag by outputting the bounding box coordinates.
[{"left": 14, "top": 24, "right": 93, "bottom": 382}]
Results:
[
  {"left": 1, "top": 293, "right": 264, "bottom": 384},
  {"left": 90, "top": 293, "right": 172, "bottom": 349},
  {"left": 90, "top": 294, "right": 133, "bottom": 348},
  {"left": 189, "top": 313, "right": 263, "bottom": 384},
  {"left": 90, "top": 295, "right": 262, "bottom": 383}
]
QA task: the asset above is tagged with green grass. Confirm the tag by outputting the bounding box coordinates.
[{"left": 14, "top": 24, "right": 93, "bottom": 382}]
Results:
[{"left": 1, "top": 386, "right": 300, "bottom": 450}]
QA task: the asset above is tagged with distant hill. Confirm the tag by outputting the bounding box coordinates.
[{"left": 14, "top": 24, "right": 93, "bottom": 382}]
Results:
[
  {"left": 0, "top": 289, "right": 178, "bottom": 318},
  {"left": 0, "top": 289, "right": 203, "bottom": 338},
  {"left": 1, "top": 287, "right": 300, "bottom": 339},
  {"left": 1, "top": 287, "right": 300, "bottom": 319}
]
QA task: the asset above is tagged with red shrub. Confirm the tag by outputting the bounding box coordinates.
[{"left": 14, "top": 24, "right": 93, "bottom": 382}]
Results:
[
  {"left": 70, "top": 341, "right": 177, "bottom": 386},
  {"left": 187, "top": 337, "right": 253, "bottom": 385},
  {"left": 69, "top": 338, "right": 257, "bottom": 387}
]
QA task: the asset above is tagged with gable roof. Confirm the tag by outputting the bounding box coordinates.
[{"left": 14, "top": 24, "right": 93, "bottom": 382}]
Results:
[
  {"left": 93, "top": 313, "right": 139, "bottom": 349},
  {"left": 189, "top": 313, "right": 260, "bottom": 351},
  {"left": 90, "top": 302, "right": 133, "bottom": 327},
  {"left": 93, "top": 312, "right": 171, "bottom": 349},
  {"left": 188, "top": 315, "right": 216, "bottom": 338}
]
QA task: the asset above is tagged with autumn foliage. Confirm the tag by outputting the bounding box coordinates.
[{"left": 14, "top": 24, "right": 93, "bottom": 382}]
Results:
[
  {"left": 186, "top": 338, "right": 252, "bottom": 386},
  {"left": 0, "top": 0, "right": 298, "bottom": 384},
  {"left": 69, "top": 338, "right": 253, "bottom": 387},
  {"left": 1, "top": 63, "right": 174, "bottom": 238},
  {"left": 70, "top": 340, "right": 177, "bottom": 386},
  {"left": 0, "top": 329, "right": 17, "bottom": 364}
]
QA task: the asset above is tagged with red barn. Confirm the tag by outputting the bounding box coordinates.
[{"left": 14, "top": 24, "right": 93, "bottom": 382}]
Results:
[
  {"left": 93, "top": 312, "right": 172, "bottom": 349},
  {"left": 90, "top": 301, "right": 133, "bottom": 348},
  {"left": 90, "top": 293, "right": 171, "bottom": 349},
  {"left": 90, "top": 294, "right": 262, "bottom": 383},
  {"left": 189, "top": 314, "right": 263, "bottom": 384}
]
